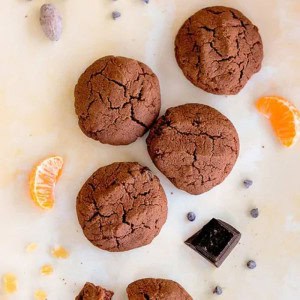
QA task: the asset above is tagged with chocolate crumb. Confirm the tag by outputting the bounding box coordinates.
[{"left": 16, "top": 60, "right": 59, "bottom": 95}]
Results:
[
  {"left": 143, "top": 0, "right": 150, "bottom": 3},
  {"left": 112, "top": 11, "right": 121, "bottom": 20},
  {"left": 213, "top": 286, "right": 222, "bottom": 295},
  {"left": 187, "top": 212, "right": 196, "bottom": 222},
  {"left": 247, "top": 260, "right": 256, "bottom": 269},
  {"left": 243, "top": 179, "right": 253, "bottom": 189},
  {"left": 250, "top": 208, "right": 259, "bottom": 218}
]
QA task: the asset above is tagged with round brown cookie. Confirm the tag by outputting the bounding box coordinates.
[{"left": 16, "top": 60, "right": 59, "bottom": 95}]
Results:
[
  {"left": 75, "top": 282, "right": 114, "bottom": 300},
  {"left": 75, "top": 56, "right": 161, "bottom": 145},
  {"left": 146, "top": 103, "right": 239, "bottom": 195},
  {"left": 175, "top": 6, "right": 263, "bottom": 95},
  {"left": 76, "top": 162, "right": 168, "bottom": 252},
  {"left": 127, "top": 278, "right": 192, "bottom": 300}
]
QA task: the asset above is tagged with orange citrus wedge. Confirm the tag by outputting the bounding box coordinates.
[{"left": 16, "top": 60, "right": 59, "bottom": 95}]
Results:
[
  {"left": 29, "top": 156, "right": 63, "bottom": 209},
  {"left": 256, "top": 96, "right": 300, "bottom": 147}
]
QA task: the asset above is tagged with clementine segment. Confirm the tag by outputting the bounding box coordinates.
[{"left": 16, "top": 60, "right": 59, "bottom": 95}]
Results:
[
  {"left": 29, "top": 156, "right": 63, "bottom": 209},
  {"left": 256, "top": 96, "right": 300, "bottom": 147}
]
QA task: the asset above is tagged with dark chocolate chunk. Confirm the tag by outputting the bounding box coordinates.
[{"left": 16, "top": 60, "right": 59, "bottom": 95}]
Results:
[
  {"left": 250, "top": 208, "right": 259, "bottom": 218},
  {"left": 213, "top": 286, "right": 223, "bottom": 295},
  {"left": 247, "top": 260, "right": 256, "bottom": 269},
  {"left": 185, "top": 218, "right": 241, "bottom": 267},
  {"left": 187, "top": 212, "right": 196, "bottom": 222}
]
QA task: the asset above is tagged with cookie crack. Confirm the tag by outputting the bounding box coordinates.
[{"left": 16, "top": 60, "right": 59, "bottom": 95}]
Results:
[{"left": 130, "top": 105, "right": 147, "bottom": 128}]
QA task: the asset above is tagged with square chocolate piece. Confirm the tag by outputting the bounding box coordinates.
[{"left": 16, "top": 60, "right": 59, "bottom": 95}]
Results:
[{"left": 185, "top": 218, "right": 241, "bottom": 267}]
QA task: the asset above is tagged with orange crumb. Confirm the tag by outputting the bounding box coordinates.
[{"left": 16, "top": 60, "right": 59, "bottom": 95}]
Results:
[
  {"left": 2, "top": 273, "right": 17, "bottom": 294},
  {"left": 34, "top": 289, "right": 47, "bottom": 300},
  {"left": 40, "top": 264, "right": 53, "bottom": 276},
  {"left": 51, "top": 246, "right": 69, "bottom": 259},
  {"left": 26, "top": 242, "right": 38, "bottom": 253}
]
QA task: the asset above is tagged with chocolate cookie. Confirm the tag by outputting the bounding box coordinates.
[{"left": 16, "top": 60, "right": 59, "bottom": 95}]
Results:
[
  {"left": 75, "top": 282, "right": 113, "bottom": 300},
  {"left": 175, "top": 6, "right": 263, "bottom": 95},
  {"left": 127, "top": 278, "right": 192, "bottom": 300},
  {"left": 75, "top": 56, "right": 161, "bottom": 145},
  {"left": 146, "top": 104, "right": 239, "bottom": 195},
  {"left": 76, "top": 162, "right": 168, "bottom": 252}
]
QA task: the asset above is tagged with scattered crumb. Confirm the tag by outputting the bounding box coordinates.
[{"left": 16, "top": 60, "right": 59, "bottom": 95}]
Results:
[
  {"left": 51, "top": 246, "right": 69, "bottom": 259},
  {"left": 40, "top": 264, "right": 53, "bottom": 276},
  {"left": 247, "top": 260, "right": 257, "bottom": 269},
  {"left": 26, "top": 242, "right": 38, "bottom": 253},
  {"left": 34, "top": 289, "right": 47, "bottom": 300},
  {"left": 2, "top": 273, "right": 18, "bottom": 294},
  {"left": 112, "top": 11, "right": 121, "bottom": 20},
  {"left": 187, "top": 212, "right": 196, "bottom": 222},
  {"left": 213, "top": 286, "right": 222, "bottom": 295},
  {"left": 250, "top": 208, "right": 259, "bottom": 218},
  {"left": 243, "top": 179, "right": 253, "bottom": 189},
  {"left": 170, "top": 192, "right": 173, "bottom": 195}
]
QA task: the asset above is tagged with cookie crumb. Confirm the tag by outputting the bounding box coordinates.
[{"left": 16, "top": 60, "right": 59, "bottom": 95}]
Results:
[
  {"left": 34, "top": 289, "right": 47, "bottom": 300},
  {"left": 51, "top": 246, "right": 69, "bottom": 259},
  {"left": 112, "top": 11, "right": 121, "bottom": 20},
  {"left": 40, "top": 264, "right": 53, "bottom": 276},
  {"left": 243, "top": 179, "right": 253, "bottom": 189},
  {"left": 250, "top": 208, "right": 259, "bottom": 218},
  {"left": 2, "top": 273, "right": 18, "bottom": 294},
  {"left": 247, "top": 260, "right": 256, "bottom": 269},
  {"left": 26, "top": 242, "right": 38, "bottom": 253},
  {"left": 187, "top": 212, "right": 196, "bottom": 222},
  {"left": 213, "top": 286, "right": 222, "bottom": 295}
]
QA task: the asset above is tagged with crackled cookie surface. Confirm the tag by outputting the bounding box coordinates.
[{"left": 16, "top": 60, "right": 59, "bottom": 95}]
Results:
[
  {"left": 127, "top": 278, "right": 192, "bottom": 300},
  {"left": 175, "top": 6, "right": 263, "bottom": 95},
  {"left": 75, "top": 282, "right": 114, "bottom": 300},
  {"left": 76, "top": 162, "right": 167, "bottom": 252},
  {"left": 147, "top": 104, "right": 239, "bottom": 195},
  {"left": 75, "top": 56, "right": 161, "bottom": 145}
]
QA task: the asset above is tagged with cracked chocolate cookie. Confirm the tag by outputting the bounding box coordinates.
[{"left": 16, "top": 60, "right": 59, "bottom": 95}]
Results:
[
  {"left": 175, "top": 6, "right": 263, "bottom": 95},
  {"left": 75, "top": 282, "right": 114, "bottom": 300},
  {"left": 146, "top": 103, "right": 239, "bottom": 195},
  {"left": 76, "top": 162, "right": 168, "bottom": 252},
  {"left": 75, "top": 56, "right": 161, "bottom": 145},
  {"left": 127, "top": 278, "right": 192, "bottom": 300}
]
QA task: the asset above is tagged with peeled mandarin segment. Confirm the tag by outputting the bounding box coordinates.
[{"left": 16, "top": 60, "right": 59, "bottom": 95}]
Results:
[
  {"left": 256, "top": 96, "right": 300, "bottom": 147},
  {"left": 29, "top": 156, "right": 63, "bottom": 209},
  {"left": 2, "top": 273, "right": 17, "bottom": 294},
  {"left": 34, "top": 289, "right": 47, "bottom": 300},
  {"left": 51, "top": 246, "right": 69, "bottom": 259},
  {"left": 40, "top": 264, "right": 53, "bottom": 276}
]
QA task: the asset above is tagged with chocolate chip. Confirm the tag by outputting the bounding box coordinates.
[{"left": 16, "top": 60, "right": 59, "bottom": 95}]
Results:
[
  {"left": 143, "top": 0, "right": 150, "bottom": 3},
  {"left": 243, "top": 179, "right": 253, "bottom": 189},
  {"left": 187, "top": 212, "right": 196, "bottom": 222},
  {"left": 250, "top": 208, "right": 259, "bottom": 218},
  {"left": 247, "top": 260, "right": 256, "bottom": 269},
  {"left": 112, "top": 11, "right": 121, "bottom": 20},
  {"left": 213, "top": 286, "right": 222, "bottom": 295}
]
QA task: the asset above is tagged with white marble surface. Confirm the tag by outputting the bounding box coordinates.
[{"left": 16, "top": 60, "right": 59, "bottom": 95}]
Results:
[{"left": 1, "top": 0, "right": 300, "bottom": 299}]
